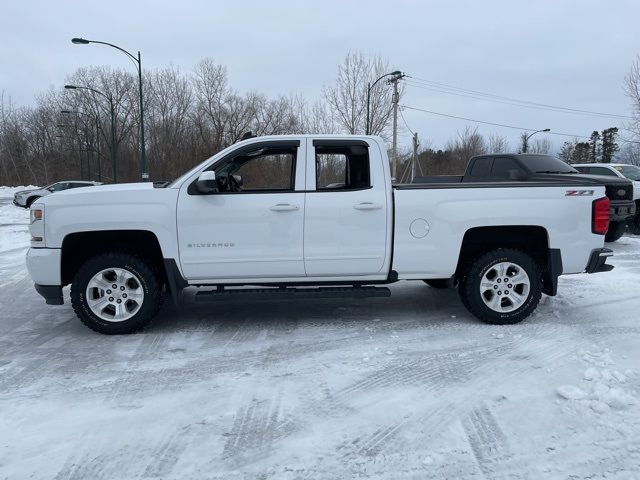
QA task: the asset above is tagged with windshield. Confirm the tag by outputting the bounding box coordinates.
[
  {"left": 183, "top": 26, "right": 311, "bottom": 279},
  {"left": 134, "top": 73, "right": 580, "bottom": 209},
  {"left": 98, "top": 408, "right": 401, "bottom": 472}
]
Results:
[
  {"left": 615, "top": 165, "right": 640, "bottom": 181},
  {"left": 522, "top": 155, "right": 578, "bottom": 174}
]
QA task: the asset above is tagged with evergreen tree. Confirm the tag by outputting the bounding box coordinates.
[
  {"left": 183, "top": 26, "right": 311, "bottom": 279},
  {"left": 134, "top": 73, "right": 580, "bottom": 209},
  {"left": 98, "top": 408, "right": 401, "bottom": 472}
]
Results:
[
  {"left": 589, "top": 130, "right": 601, "bottom": 162},
  {"left": 601, "top": 127, "right": 619, "bottom": 163},
  {"left": 571, "top": 142, "right": 591, "bottom": 163},
  {"left": 558, "top": 141, "right": 575, "bottom": 163}
]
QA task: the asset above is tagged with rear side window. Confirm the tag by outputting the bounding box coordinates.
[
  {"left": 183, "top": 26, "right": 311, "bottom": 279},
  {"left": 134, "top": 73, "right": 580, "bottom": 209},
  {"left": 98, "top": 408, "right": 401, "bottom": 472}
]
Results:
[
  {"left": 589, "top": 167, "right": 618, "bottom": 177},
  {"left": 315, "top": 145, "right": 370, "bottom": 190},
  {"left": 491, "top": 157, "right": 525, "bottom": 180},
  {"left": 469, "top": 157, "right": 491, "bottom": 177}
]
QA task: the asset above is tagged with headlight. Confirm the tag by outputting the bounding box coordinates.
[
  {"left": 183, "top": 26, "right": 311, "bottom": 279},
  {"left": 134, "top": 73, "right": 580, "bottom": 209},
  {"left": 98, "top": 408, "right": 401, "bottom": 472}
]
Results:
[
  {"left": 30, "top": 206, "right": 45, "bottom": 244},
  {"left": 30, "top": 208, "right": 43, "bottom": 224}
]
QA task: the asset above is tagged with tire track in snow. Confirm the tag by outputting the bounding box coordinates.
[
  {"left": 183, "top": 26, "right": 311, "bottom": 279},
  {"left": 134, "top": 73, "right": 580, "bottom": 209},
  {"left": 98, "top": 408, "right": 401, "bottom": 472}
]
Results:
[
  {"left": 142, "top": 424, "right": 201, "bottom": 478},
  {"left": 222, "top": 392, "right": 296, "bottom": 467},
  {"left": 336, "top": 329, "right": 580, "bottom": 460},
  {"left": 463, "top": 403, "right": 511, "bottom": 476}
]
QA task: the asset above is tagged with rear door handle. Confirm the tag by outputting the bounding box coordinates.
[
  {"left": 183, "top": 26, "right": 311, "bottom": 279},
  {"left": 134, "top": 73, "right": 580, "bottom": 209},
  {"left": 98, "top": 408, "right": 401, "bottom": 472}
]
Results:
[
  {"left": 270, "top": 203, "right": 299, "bottom": 212},
  {"left": 353, "top": 202, "right": 383, "bottom": 210}
]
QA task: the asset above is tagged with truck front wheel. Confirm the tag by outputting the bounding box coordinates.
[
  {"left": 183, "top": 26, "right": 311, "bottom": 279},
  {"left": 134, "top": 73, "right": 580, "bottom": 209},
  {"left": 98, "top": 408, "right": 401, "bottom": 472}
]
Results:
[
  {"left": 605, "top": 221, "right": 626, "bottom": 243},
  {"left": 70, "top": 253, "right": 164, "bottom": 334},
  {"left": 459, "top": 249, "right": 542, "bottom": 325}
]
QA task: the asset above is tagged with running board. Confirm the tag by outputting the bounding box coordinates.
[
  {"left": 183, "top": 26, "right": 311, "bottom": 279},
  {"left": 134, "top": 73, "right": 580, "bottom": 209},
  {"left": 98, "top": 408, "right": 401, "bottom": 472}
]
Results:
[{"left": 195, "top": 286, "right": 391, "bottom": 302}]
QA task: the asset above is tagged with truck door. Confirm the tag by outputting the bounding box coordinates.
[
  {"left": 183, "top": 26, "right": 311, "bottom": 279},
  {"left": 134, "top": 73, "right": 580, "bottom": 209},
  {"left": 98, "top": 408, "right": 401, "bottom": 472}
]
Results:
[
  {"left": 303, "top": 139, "right": 390, "bottom": 276},
  {"left": 176, "top": 139, "right": 306, "bottom": 280}
]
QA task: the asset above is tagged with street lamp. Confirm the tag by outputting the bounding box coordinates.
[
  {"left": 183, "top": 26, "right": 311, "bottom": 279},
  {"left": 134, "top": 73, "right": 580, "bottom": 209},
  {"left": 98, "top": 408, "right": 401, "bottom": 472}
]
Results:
[
  {"left": 64, "top": 84, "right": 117, "bottom": 183},
  {"left": 72, "top": 37, "right": 148, "bottom": 181},
  {"left": 522, "top": 128, "right": 551, "bottom": 153},
  {"left": 366, "top": 70, "right": 402, "bottom": 135},
  {"left": 62, "top": 110, "right": 102, "bottom": 182}
]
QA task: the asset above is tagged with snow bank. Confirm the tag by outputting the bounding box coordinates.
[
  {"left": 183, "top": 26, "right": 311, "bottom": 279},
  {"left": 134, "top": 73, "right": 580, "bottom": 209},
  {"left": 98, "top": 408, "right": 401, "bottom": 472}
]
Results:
[
  {"left": 0, "top": 185, "right": 39, "bottom": 199},
  {"left": 556, "top": 347, "right": 637, "bottom": 413}
]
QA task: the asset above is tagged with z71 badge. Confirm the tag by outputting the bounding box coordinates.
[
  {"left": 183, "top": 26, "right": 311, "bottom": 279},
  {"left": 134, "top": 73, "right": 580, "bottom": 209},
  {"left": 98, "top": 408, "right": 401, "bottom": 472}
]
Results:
[{"left": 565, "top": 190, "right": 594, "bottom": 196}]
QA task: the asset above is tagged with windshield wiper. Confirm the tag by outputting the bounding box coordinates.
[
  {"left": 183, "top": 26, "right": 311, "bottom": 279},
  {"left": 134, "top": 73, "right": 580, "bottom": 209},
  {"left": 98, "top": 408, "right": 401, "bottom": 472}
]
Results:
[{"left": 536, "top": 170, "right": 577, "bottom": 174}]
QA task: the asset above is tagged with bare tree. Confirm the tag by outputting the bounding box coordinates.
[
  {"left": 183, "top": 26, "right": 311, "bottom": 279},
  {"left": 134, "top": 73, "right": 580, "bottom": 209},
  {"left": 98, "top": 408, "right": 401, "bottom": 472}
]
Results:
[
  {"left": 529, "top": 138, "right": 552, "bottom": 154},
  {"left": 625, "top": 54, "right": 640, "bottom": 141},
  {"left": 446, "top": 126, "right": 487, "bottom": 163},
  {"left": 487, "top": 133, "right": 510, "bottom": 153},
  {"left": 323, "top": 52, "right": 399, "bottom": 137}
]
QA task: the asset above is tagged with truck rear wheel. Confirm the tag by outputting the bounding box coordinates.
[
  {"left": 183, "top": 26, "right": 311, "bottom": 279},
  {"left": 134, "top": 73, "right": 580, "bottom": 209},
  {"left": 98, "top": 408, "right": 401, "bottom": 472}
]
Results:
[
  {"left": 627, "top": 214, "right": 640, "bottom": 236},
  {"left": 70, "top": 253, "right": 163, "bottom": 334},
  {"left": 459, "top": 249, "right": 542, "bottom": 325},
  {"left": 605, "top": 221, "right": 626, "bottom": 243}
]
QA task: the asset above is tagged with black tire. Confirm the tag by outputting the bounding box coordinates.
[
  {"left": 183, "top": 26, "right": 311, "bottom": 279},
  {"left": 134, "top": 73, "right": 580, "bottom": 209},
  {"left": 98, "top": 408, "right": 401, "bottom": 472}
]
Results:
[
  {"left": 605, "top": 221, "right": 626, "bottom": 243},
  {"left": 423, "top": 279, "right": 449, "bottom": 289},
  {"left": 71, "top": 252, "right": 163, "bottom": 334},
  {"left": 25, "top": 196, "right": 40, "bottom": 208},
  {"left": 628, "top": 214, "right": 640, "bottom": 236},
  {"left": 459, "top": 248, "right": 542, "bottom": 325}
]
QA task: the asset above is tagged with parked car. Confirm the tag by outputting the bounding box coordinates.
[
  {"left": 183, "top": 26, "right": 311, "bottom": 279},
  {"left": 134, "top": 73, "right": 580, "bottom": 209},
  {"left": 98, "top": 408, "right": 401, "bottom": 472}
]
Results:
[
  {"left": 414, "top": 154, "right": 635, "bottom": 243},
  {"left": 13, "top": 181, "right": 102, "bottom": 208},
  {"left": 572, "top": 163, "right": 640, "bottom": 234},
  {"left": 26, "top": 135, "right": 613, "bottom": 334}
]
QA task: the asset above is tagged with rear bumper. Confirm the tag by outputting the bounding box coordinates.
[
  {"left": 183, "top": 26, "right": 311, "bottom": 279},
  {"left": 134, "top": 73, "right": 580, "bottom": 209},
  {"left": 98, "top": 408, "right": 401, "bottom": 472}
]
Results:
[
  {"left": 13, "top": 198, "right": 25, "bottom": 207},
  {"left": 34, "top": 284, "right": 63, "bottom": 305},
  {"left": 585, "top": 248, "right": 614, "bottom": 274}
]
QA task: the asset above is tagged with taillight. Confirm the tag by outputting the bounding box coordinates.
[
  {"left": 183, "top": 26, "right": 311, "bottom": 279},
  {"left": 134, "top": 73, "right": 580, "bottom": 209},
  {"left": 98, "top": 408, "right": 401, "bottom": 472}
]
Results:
[{"left": 592, "top": 197, "right": 610, "bottom": 235}]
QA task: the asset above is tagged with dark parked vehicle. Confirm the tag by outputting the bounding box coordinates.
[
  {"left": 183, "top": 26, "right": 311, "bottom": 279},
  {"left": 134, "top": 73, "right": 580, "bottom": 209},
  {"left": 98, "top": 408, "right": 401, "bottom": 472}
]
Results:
[{"left": 413, "top": 154, "right": 635, "bottom": 243}]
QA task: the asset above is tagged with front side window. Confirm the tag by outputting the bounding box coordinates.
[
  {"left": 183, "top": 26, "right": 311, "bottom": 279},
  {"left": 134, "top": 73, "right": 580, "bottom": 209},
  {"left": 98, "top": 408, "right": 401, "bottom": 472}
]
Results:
[
  {"left": 214, "top": 146, "right": 296, "bottom": 192},
  {"left": 315, "top": 145, "right": 370, "bottom": 190},
  {"left": 49, "top": 183, "right": 68, "bottom": 192}
]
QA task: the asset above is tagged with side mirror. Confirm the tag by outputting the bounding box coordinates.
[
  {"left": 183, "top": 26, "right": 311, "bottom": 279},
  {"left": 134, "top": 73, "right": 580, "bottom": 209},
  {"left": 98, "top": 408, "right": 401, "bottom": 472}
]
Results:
[{"left": 196, "top": 171, "right": 218, "bottom": 193}]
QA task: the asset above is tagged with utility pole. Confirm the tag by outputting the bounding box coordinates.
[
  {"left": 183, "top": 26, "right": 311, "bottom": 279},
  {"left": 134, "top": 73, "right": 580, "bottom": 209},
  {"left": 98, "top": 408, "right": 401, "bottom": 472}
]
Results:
[
  {"left": 411, "top": 132, "right": 419, "bottom": 183},
  {"left": 389, "top": 73, "right": 404, "bottom": 179}
]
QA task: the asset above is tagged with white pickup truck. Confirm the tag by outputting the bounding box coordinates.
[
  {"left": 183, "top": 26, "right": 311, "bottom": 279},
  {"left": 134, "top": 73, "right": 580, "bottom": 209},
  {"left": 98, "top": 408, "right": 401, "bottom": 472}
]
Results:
[{"left": 27, "top": 135, "right": 614, "bottom": 334}]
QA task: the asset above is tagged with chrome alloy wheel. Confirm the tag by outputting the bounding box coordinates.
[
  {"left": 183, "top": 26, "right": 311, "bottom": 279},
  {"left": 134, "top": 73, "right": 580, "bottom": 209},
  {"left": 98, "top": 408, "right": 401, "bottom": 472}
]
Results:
[
  {"left": 479, "top": 261, "right": 530, "bottom": 313},
  {"left": 85, "top": 268, "right": 145, "bottom": 322}
]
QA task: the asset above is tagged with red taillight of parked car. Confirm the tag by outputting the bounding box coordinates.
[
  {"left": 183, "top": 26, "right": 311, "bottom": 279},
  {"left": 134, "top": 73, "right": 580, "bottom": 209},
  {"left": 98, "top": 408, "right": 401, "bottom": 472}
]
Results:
[{"left": 592, "top": 197, "right": 610, "bottom": 235}]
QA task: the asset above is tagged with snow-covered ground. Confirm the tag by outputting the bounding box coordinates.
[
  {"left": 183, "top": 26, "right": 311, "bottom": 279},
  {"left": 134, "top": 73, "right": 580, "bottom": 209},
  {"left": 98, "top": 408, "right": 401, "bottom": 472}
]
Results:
[{"left": 0, "top": 186, "right": 638, "bottom": 479}]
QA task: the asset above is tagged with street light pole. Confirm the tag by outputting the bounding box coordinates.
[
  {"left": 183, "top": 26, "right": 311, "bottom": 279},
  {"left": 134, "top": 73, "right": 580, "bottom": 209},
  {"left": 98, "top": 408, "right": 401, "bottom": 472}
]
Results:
[
  {"left": 366, "top": 70, "right": 403, "bottom": 135},
  {"left": 64, "top": 85, "right": 117, "bottom": 183},
  {"left": 72, "top": 37, "right": 148, "bottom": 181},
  {"left": 522, "top": 128, "right": 551, "bottom": 153}
]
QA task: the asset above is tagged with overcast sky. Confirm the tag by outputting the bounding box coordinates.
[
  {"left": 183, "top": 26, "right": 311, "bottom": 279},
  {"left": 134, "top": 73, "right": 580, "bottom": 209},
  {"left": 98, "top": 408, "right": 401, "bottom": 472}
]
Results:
[{"left": 2, "top": 0, "right": 639, "bottom": 153}]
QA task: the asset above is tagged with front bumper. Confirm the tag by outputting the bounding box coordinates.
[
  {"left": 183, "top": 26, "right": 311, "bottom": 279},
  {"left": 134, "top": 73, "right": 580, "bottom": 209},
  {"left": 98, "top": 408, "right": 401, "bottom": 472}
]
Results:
[
  {"left": 585, "top": 248, "right": 614, "bottom": 274},
  {"left": 610, "top": 200, "right": 636, "bottom": 221},
  {"left": 13, "top": 197, "right": 25, "bottom": 207},
  {"left": 26, "top": 248, "right": 62, "bottom": 285}
]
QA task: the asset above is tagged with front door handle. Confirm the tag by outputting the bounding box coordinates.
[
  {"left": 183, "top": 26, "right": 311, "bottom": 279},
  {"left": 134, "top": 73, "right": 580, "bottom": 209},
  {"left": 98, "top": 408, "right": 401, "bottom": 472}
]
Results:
[
  {"left": 270, "top": 203, "right": 299, "bottom": 212},
  {"left": 353, "top": 202, "right": 383, "bottom": 210}
]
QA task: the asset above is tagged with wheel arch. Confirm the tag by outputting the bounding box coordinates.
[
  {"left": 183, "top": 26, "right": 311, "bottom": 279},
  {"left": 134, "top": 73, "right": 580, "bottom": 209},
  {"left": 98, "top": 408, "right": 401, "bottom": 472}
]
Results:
[
  {"left": 455, "top": 225, "right": 560, "bottom": 296},
  {"left": 61, "top": 230, "right": 167, "bottom": 288}
]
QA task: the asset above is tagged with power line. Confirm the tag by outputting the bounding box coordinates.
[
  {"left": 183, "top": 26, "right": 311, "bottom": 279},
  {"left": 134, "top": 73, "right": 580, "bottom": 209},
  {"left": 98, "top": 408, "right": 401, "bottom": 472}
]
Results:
[
  {"left": 398, "top": 108, "right": 415, "bottom": 135},
  {"left": 400, "top": 104, "right": 640, "bottom": 144},
  {"left": 405, "top": 81, "right": 630, "bottom": 121},
  {"left": 406, "top": 75, "right": 632, "bottom": 120}
]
